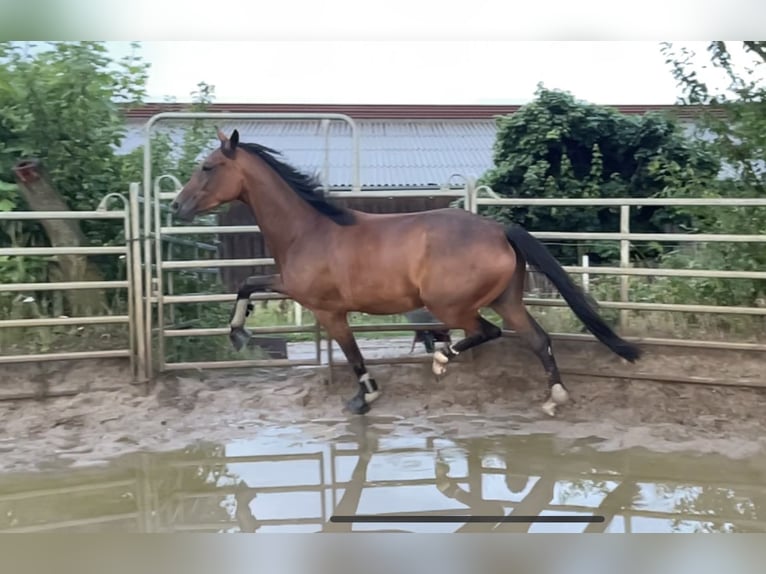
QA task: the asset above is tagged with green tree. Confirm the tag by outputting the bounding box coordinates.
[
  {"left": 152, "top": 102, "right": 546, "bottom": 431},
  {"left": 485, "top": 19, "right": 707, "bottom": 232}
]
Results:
[
  {"left": 0, "top": 41, "right": 219, "bottom": 355},
  {"left": 658, "top": 42, "right": 766, "bottom": 307},
  {"left": 479, "top": 86, "right": 721, "bottom": 266},
  {"left": 0, "top": 41, "right": 148, "bottom": 218},
  {"left": 0, "top": 41, "right": 150, "bottom": 322},
  {"left": 119, "top": 80, "right": 218, "bottom": 192}
]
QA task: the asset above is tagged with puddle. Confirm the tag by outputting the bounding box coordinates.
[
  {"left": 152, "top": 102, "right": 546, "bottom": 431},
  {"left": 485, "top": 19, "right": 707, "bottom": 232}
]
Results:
[{"left": 0, "top": 415, "right": 764, "bottom": 533}]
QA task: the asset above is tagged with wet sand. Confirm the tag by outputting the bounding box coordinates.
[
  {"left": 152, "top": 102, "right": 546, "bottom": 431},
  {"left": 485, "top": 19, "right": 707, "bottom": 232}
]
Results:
[{"left": 1, "top": 336, "right": 765, "bottom": 474}]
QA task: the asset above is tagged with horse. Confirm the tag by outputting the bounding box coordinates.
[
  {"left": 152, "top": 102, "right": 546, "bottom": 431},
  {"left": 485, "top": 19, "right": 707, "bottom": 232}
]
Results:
[{"left": 170, "top": 128, "right": 642, "bottom": 417}]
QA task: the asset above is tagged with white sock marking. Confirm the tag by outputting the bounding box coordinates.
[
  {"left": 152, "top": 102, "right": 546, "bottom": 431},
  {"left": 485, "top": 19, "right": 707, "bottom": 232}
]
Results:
[
  {"left": 359, "top": 373, "right": 380, "bottom": 402},
  {"left": 432, "top": 347, "right": 457, "bottom": 376},
  {"left": 230, "top": 299, "right": 250, "bottom": 328}
]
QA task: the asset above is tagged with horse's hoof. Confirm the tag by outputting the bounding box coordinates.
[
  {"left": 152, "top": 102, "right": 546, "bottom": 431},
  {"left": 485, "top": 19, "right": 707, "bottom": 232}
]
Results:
[
  {"left": 229, "top": 327, "right": 252, "bottom": 352},
  {"left": 431, "top": 349, "right": 450, "bottom": 376},
  {"left": 346, "top": 395, "right": 370, "bottom": 415},
  {"left": 432, "top": 362, "right": 447, "bottom": 377},
  {"left": 550, "top": 383, "right": 569, "bottom": 405},
  {"left": 541, "top": 399, "right": 557, "bottom": 417}
]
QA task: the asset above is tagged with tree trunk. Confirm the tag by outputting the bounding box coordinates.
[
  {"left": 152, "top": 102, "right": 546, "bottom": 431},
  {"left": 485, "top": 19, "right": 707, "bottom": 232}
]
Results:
[{"left": 12, "top": 159, "right": 108, "bottom": 316}]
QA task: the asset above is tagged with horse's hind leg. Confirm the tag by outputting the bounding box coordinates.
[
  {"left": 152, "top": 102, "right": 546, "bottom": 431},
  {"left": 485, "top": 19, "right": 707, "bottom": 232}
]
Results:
[
  {"left": 491, "top": 294, "right": 570, "bottom": 417},
  {"left": 428, "top": 312, "right": 502, "bottom": 377},
  {"left": 314, "top": 309, "right": 381, "bottom": 416}
]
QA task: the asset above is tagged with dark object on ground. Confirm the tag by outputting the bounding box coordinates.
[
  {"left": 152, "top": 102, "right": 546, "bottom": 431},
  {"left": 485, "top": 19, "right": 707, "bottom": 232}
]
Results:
[{"left": 404, "top": 307, "right": 452, "bottom": 353}]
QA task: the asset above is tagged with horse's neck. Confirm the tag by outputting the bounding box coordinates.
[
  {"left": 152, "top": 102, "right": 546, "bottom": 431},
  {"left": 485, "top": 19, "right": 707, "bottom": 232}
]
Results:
[{"left": 239, "top": 165, "right": 325, "bottom": 263}]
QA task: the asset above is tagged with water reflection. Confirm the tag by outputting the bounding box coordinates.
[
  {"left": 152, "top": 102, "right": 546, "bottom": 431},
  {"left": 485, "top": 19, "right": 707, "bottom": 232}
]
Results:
[{"left": 0, "top": 416, "right": 765, "bottom": 533}]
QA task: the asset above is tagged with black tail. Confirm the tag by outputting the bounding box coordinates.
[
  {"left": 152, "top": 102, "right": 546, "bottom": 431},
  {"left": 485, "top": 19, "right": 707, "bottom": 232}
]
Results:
[{"left": 505, "top": 224, "right": 642, "bottom": 363}]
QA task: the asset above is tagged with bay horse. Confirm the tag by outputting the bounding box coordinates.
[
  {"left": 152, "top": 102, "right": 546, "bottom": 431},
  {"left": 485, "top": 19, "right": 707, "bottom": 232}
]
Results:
[{"left": 170, "top": 129, "right": 642, "bottom": 417}]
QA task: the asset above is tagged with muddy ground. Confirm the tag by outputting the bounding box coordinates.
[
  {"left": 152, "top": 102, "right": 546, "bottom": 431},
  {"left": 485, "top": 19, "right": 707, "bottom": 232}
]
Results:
[{"left": 1, "top": 336, "right": 765, "bottom": 473}]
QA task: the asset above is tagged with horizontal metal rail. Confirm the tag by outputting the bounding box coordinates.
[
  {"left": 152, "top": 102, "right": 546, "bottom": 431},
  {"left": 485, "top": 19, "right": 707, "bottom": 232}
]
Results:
[
  {"left": 0, "top": 512, "right": 139, "bottom": 533},
  {"left": 0, "top": 479, "right": 135, "bottom": 503},
  {"left": 173, "top": 484, "right": 323, "bottom": 498},
  {"left": 326, "top": 189, "right": 467, "bottom": 199},
  {"left": 0, "top": 246, "right": 126, "bottom": 256},
  {"left": 0, "top": 349, "right": 131, "bottom": 364},
  {"left": 161, "top": 258, "right": 275, "bottom": 270},
  {"left": 561, "top": 367, "right": 766, "bottom": 389},
  {"left": 167, "top": 452, "right": 323, "bottom": 467},
  {"left": 530, "top": 231, "right": 766, "bottom": 243},
  {"left": 161, "top": 225, "right": 261, "bottom": 235},
  {"left": 171, "top": 518, "right": 321, "bottom": 532},
  {"left": 162, "top": 358, "right": 321, "bottom": 371},
  {"left": 559, "top": 265, "right": 766, "bottom": 280},
  {"left": 527, "top": 331, "right": 766, "bottom": 353},
  {"left": 163, "top": 322, "right": 447, "bottom": 339},
  {"left": 158, "top": 295, "right": 766, "bottom": 329},
  {"left": 156, "top": 187, "right": 466, "bottom": 203},
  {"left": 0, "top": 211, "right": 126, "bottom": 220},
  {"left": 325, "top": 328, "right": 766, "bottom": 353},
  {"left": 150, "top": 232, "right": 218, "bottom": 251},
  {"left": 474, "top": 197, "right": 766, "bottom": 207},
  {"left": 160, "top": 292, "right": 288, "bottom": 304},
  {"left": 526, "top": 297, "right": 766, "bottom": 316},
  {"left": 163, "top": 325, "right": 318, "bottom": 337},
  {"left": 0, "top": 315, "right": 129, "bottom": 328},
  {"left": 0, "top": 281, "right": 129, "bottom": 292}
]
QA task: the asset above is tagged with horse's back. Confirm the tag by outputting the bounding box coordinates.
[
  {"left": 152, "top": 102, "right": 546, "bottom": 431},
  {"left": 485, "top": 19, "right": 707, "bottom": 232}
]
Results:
[{"left": 358, "top": 206, "right": 502, "bottom": 234}]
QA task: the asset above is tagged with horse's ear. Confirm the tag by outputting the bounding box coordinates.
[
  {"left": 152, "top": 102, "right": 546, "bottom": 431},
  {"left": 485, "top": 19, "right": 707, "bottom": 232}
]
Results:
[
  {"left": 216, "top": 126, "right": 228, "bottom": 144},
  {"left": 230, "top": 129, "right": 239, "bottom": 150}
]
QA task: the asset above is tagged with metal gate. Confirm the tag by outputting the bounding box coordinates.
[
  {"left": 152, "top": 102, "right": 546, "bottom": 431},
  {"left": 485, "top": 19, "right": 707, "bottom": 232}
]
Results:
[
  {"left": 135, "top": 112, "right": 469, "bottom": 382},
  {"left": 0, "top": 193, "right": 142, "bottom": 383}
]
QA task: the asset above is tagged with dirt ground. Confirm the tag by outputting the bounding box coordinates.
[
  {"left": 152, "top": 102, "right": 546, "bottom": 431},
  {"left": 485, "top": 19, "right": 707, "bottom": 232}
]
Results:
[{"left": 1, "top": 337, "right": 766, "bottom": 473}]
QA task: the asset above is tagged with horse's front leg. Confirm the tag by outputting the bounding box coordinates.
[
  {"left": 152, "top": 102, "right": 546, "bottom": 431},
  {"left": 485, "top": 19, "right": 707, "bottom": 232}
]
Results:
[
  {"left": 228, "top": 274, "right": 285, "bottom": 351},
  {"left": 315, "top": 310, "right": 381, "bottom": 415}
]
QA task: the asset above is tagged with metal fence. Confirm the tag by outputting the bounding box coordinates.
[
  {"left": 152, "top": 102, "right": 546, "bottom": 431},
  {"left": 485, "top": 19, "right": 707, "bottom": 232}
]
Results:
[
  {"left": 467, "top": 184, "right": 766, "bottom": 354},
  {"left": 140, "top": 177, "right": 766, "bottom": 383},
  {"left": 4, "top": 110, "right": 766, "bottom": 388},
  {"left": 0, "top": 193, "right": 142, "bottom": 381}
]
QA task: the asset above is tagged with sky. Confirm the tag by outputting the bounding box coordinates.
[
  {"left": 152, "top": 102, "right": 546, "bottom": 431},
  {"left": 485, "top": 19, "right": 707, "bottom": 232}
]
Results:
[{"left": 101, "top": 41, "right": 737, "bottom": 106}]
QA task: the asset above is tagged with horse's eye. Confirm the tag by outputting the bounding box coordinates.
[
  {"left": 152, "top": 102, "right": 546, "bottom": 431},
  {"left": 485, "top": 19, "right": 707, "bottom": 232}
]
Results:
[{"left": 201, "top": 165, "right": 213, "bottom": 172}]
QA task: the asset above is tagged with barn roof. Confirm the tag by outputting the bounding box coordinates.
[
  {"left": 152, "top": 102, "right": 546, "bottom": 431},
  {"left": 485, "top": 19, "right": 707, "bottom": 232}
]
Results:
[
  {"left": 120, "top": 118, "right": 500, "bottom": 188},
  {"left": 120, "top": 103, "right": 706, "bottom": 189},
  {"left": 123, "top": 102, "right": 712, "bottom": 121}
]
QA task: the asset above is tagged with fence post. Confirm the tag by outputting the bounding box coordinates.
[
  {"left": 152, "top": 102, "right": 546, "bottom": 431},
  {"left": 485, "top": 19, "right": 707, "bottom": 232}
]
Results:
[
  {"left": 465, "top": 178, "right": 477, "bottom": 214},
  {"left": 581, "top": 254, "right": 590, "bottom": 293},
  {"left": 619, "top": 205, "right": 631, "bottom": 330},
  {"left": 129, "top": 183, "right": 148, "bottom": 383}
]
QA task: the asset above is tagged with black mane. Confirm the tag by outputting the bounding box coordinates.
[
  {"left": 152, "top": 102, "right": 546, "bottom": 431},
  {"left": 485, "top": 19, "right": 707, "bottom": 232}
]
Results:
[{"left": 237, "top": 141, "right": 356, "bottom": 226}]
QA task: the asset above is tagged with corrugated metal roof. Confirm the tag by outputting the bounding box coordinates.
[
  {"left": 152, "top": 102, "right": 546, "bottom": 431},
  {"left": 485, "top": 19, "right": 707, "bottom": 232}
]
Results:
[
  {"left": 119, "top": 119, "right": 500, "bottom": 188},
  {"left": 123, "top": 102, "right": 716, "bottom": 121},
  {"left": 119, "top": 110, "right": 702, "bottom": 189}
]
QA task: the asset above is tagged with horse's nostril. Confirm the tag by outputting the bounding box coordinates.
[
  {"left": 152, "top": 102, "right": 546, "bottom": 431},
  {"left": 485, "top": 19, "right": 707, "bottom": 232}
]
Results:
[{"left": 170, "top": 201, "right": 179, "bottom": 212}]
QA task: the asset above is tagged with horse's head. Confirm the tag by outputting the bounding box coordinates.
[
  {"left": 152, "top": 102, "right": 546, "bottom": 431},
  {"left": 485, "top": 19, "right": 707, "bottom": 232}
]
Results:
[{"left": 171, "top": 128, "right": 245, "bottom": 221}]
